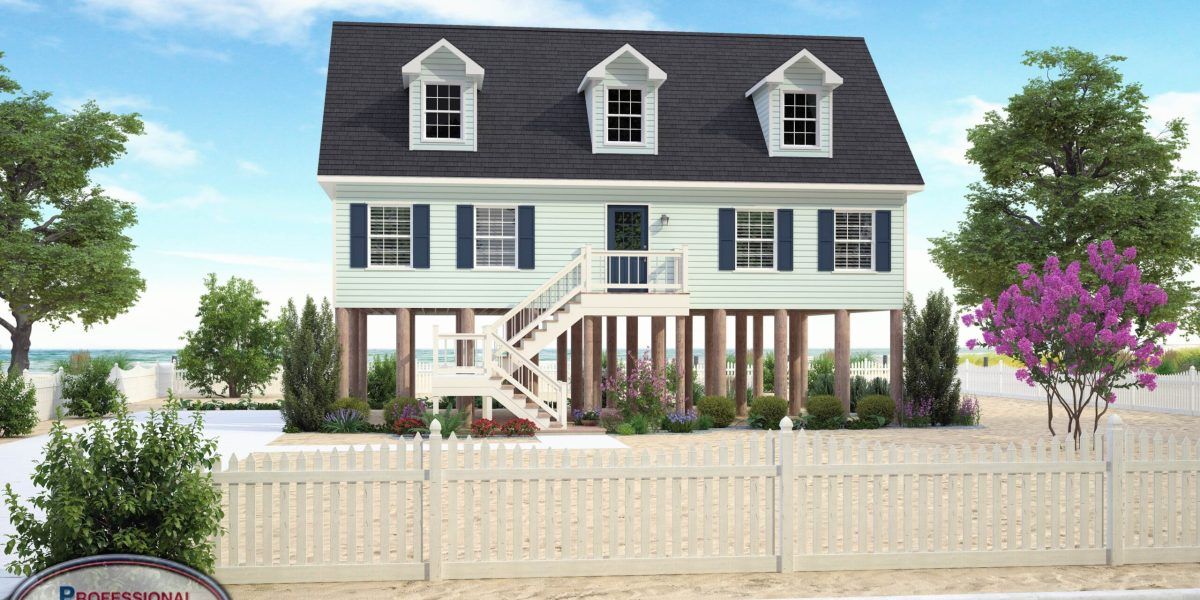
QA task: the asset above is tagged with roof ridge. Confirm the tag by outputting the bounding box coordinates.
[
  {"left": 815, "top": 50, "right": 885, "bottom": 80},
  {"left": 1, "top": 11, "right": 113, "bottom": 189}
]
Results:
[{"left": 329, "top": 21, "right": 866, "bottom": 42}]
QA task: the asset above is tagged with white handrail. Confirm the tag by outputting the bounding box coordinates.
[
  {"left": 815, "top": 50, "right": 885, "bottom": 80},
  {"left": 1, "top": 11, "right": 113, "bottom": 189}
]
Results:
[{"left": 486, "top": 331, "right": 568, "bottom": 423}]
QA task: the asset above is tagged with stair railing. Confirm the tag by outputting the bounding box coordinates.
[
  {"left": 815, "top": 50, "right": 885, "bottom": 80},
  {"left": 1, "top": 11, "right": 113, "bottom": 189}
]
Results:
[
  {"left": 491, "top": 246, "right": 591, "bottom": 346},
  {"left": 483, "top": 331, "right": 569, "bottom": 425}
]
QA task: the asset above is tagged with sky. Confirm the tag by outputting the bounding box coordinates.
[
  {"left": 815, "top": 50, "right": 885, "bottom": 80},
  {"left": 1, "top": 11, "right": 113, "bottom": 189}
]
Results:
[{"left": 1, "top": 0, "right": 1198, "bottom": 352}]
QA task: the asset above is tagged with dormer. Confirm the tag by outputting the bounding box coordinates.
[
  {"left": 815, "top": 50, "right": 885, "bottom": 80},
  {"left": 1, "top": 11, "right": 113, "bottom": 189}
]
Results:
[
  {"left": 402, "top": 39, "right": 484, "bottom": 152},
  {"left": 577, "top": 45, "right": 666, "bottom": 155},
  {"left": 745, "top": 49, "right": 842, "bottom": 158}
]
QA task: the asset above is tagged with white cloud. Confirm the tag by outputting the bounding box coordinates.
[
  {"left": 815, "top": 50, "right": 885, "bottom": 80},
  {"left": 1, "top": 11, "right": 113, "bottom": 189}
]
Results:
[
  {"left": 160, "top": 250, "right": 329, "bottom": 274},
  {"left": 94, "top": 180, "right": 226, "bottom": 210},
  {"left": 153, "top": 41, "right": 232, "bottom": 62},
  {"left": 1147, "top": 91, "right": 1200, "bottom": 173},
  {"left": 100, "top": 182, "right": 150, "bottom": 206},
  {"left": 60, "top": 92, "right": 156, "bottom": 113},
  {"left": 79, "top": 0, "right": 663, "bottom": 44},
  {"left": 237, "top": 159, "right": 267, "bottom": 175},
  {"left": 171, "top": 187, "right": 227, "bottom": 209},
  {"left": 912, "top": 95, "right": 1005, "bottom": 171},
  {"left": 125, "top": 120, "right": 200, "bottom": 168}
]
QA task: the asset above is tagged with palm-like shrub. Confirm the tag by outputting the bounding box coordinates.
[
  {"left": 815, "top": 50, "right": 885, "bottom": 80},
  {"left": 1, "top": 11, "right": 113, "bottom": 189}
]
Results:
[{"left": 279, "top": 297, "right": 340, "bottom": 432}]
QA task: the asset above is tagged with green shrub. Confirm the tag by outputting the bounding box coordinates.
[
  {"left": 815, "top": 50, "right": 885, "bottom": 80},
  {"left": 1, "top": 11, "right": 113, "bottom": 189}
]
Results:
[
  {"left": 321, "top": 408, "right": 367, "bottom": 433},
  {"left": 385, "top": 397, "right": 423, "bottom": 422},
  {"left": 1156, "top": 348, "right": 1200, "bottom": 375},
  {"left": 856, "top": 394, "right": 895, "bottom": 426},
  {"left": 747, "top": 396, "right": 789, "bottom": 430},
  {"left": 61, "top": 361, "right": 124, "bottom": 418},
  {"left": 3, "top": 407, "right": 223, "bottom": 575},
  {"left": 850, "top": 375, "right": 870, "bottom": 412},
  {"left": 615, "top": 423, "right": 636, "bottom": 436},
  {"left": 696, "top": 395, "right": 736, "bottom": 428},
  {"left": 366, "top": 354, "right": 397, "bottom": 409},
  {"left": 178, "top": 274, "right": 282, "bottom": 398},
  {"left": 869, "top": 377, "right": 890, "bottom": 396},
  {"left": 807, "top": 394, "right": 844, "bottom": 420},
  {"left": 279, "top": 296, "right": 339, "bottom": 431},
  {"left": 599, "top": 408, "right": 623, "bottom": 433},
  {"left": 333, "top": 397, "right": 371, "bottom": 416},
  {"left": 0, "top": 365, "right": 39, "bottom": 437},
  {"left": 807, "top": 371, "right": 834, "bottom": 396},
  {"left": 845, "top": 415, "right": 885, "bottom": 430},
  {"left": 904, "top": 290, "right": 961, "bottom": 426},
  {"left": 626, "top": 413, "right": 652, "bottom": 435},
  {"left": 696, "top": 414, "right": 714, "bottom": 430}
]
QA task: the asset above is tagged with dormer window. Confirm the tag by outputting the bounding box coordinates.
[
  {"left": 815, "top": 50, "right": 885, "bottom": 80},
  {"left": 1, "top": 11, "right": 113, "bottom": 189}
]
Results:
[
  {"left": 746, "top": 49, "right": 841, "bottom": 157},
  {"left": 424, "top": 84, "right": 462, "bottom": 140},
  {"left": 606, "top": 88, "right": 643, "bottom": 143},
  {"left": 782, "top": 91, "right": 818, "bottom": 147}
]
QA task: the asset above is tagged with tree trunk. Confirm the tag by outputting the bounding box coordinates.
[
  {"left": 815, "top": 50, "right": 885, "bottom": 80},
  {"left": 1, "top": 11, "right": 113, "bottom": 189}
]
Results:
[
  {"left": 6, "top": 315, "right": 33, "bottom": 377},
  {"left": 227, "top": 380, "right": 240, "bottom": 398}
]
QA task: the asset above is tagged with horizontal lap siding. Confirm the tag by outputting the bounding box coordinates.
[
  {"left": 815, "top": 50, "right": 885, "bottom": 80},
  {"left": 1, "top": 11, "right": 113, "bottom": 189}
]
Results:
[
  {"left": 756, "top": 61, "right": 833, "bottom": 158},
  {"left": 332, "top": 183, "right": 905, "bottom": 310}
]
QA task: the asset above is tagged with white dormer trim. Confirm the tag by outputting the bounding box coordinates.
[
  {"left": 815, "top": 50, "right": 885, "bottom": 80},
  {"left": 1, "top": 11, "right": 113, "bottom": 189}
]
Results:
[
  {"left": 402, "top": 39, "right": 485, "bottom": 90},
  {"left": 744, "top": 48, "right": 842, "bottom": 97},
  {"left": 577, "top": 44, "right": 667, "bottom": 94}
]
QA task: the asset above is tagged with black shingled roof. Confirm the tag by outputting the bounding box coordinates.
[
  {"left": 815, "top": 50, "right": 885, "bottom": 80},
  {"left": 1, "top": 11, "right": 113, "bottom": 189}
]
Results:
[{"left": 318, "top": 22, "right": 923, "bottom": 185}]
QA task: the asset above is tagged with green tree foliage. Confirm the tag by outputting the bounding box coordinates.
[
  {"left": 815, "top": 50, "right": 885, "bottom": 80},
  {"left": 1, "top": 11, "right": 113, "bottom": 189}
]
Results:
[
  {"left": 930, "top": 48, "right": 1200, "bottom": 334},
  {"left": 3, "top": 406, "right": 224, "bottom": 574},
  {"left": 0, "top": 362, "right": 38, "bottom": 437},
  {"left": 279, "top": 296, "right": 340, "bottom": 432},
  {"left": 177, "top": 274, "right": 282, "bottom": 398},
  {"left": 366, "top": 354, "right": 396, "bottom": 409},
  {"left": 0, "top": 52, "right": 145, "bottom": 376},
  {"left": 903, "top": 291, "right": 961, "bottom": 426},
  {"left": 61, "top": 359, "right": 124, "bottom": 418}
]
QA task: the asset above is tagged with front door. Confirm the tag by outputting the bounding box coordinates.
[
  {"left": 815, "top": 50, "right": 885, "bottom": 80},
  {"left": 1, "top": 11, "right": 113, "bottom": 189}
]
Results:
[{"left": 606, "top": 205, "right": 649, "bottom": 292}]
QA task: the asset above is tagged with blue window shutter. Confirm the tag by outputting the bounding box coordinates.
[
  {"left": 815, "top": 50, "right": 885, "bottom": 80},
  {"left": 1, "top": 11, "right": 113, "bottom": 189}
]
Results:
[
  {"left": 350, "top": 203, "right": 367, "bottom": 268},
  {"left": 412, "top": 204, "right": 430, "bottom": 268},
  {"left": 518, "top": 205, "right": 535, "bottom": 270},
  {"left": 718, "top": 208, "right": 735, "bottom": 271},
  {"left": 456, "top": 205, "right": 474, "bottom": 269},
  {"left": 776, "top": 209, "right": 793, "bottom": 272},
  {"left": 875, "top": 210, "right": 892, "bottom": 272},
  {"left": 817, "top": 209, "right": 834, "bottom": 272}
]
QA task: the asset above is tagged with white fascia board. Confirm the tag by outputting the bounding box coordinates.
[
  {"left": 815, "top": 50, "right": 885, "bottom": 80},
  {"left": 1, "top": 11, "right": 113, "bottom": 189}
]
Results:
[
  {"left": 317, "top": 175, "right": 924, "bottom": 199},
  {"left": 576, "top": 44, "right": 668, "bottom": 94},
  {"left": 402, "top": 38, "right": 485, "bottom": 89},
  {"left": 744, "top": 48, "right": 843, "bottom": 97}
]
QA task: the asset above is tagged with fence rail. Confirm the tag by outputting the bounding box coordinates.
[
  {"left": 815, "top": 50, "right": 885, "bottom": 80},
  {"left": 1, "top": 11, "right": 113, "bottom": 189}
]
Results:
[
  {"left": 210, "top": 415, "right": 1199, "bottom": 584},
  {"left": 960, "top": 363, "right": 1200, "bottom": 416}
]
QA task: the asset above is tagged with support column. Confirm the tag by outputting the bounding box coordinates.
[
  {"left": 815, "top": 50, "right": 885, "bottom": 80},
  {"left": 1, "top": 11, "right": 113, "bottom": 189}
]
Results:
[
  {"left": 834, "top": 309, "right": 851, "bottom": 414},
  {"left": 752, "top": 315, "right": 765, "bottom": 398},
  {"left": 890, "top": 308, "right": 903, "bottom": 408},
  {"left": 712, "top": 309, "right": 727, "bottom": 398},
  {"left": 684, "top": 315, "right": 695, "bottom": 410},
  {"left": 651, "top": 316, "right": 667, "bottom": 376},
  {"left": 556, "top": 333, "right": 568, "bottom": 383},
  {"left": 355, "top": 310, "right": 369, "bottom": 399},
  {"left": 773, "top": 309, "right": 788, "bottom": 408},
  {"left": 396, "top": 308, "right": 414, "bottom": 398},
  {"left": 336, "top": 308, "right": 351, "bottom": 399},
  {"left": 570, "top": 321, "right": 584, "bottom": 410},
  {"left": 455, "top": 308, "right": 475, "bottom": 415},
  {"left": 605, "top": 317, "right": 618, "bottom": 407},
  {"left": 789, "top": 310, "right": 807, "bottom": 413},
  {"left": 734, "top": 313, "right": 748, "bottom": 415},
  {"left": 625, "top": 316, "right": 639, "bottom": 373},
  {"left": 586, "top": 316, "right": 602, "bottom": 411},
  {"left": 703, "top": 311, "right": 715, "bottom": 395},
  {"left": 675, "top": 316, "right": 687, "bottom": 410}
]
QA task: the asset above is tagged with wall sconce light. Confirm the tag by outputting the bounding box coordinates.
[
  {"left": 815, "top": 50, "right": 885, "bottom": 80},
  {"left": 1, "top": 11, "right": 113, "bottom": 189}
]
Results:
[{"left": 660, "top": 214, "right": 670, "bottom": 226}]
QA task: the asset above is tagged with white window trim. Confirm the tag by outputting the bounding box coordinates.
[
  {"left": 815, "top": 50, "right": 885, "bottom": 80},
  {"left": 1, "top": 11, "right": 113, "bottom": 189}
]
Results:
[
  {"left": 420, "top": 80, "right": 466, "bottom": 144},
  {"left": 473, "top": 204, "right": 519, "bottom": 270},
  {"left": 366, "top": 202, "right": 414, "bottom": 270},
  {"left": 832, "top": 209, "right": 874, "bottom": 272},
  {"left": 602, "top": 84, "right": 648, "bottom": 147},
  {"left": 734, "top": 209, "right": 777, "bottom": 272},
  {"left": 779, "top": 87, "right": 821, "bottom": 150}
]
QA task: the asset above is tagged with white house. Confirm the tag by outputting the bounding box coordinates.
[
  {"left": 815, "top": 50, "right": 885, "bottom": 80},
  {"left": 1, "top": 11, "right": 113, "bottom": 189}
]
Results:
[{"left": 317, "top": 22, "right": 923, "bottom": 428}]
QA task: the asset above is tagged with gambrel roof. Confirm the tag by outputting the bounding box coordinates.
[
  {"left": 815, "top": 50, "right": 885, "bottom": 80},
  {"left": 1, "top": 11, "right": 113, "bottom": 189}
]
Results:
[{"left": 318, "top": 22, "right": 923, "bottom": 186}]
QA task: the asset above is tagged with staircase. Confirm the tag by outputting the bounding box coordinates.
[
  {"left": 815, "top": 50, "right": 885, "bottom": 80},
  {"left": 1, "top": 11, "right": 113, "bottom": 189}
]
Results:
[{"left": 430, "top": 245, "right": 690, "bottom": 428}]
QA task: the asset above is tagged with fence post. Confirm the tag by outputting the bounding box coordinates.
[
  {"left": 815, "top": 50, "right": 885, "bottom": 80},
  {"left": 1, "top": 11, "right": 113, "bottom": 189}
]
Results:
[
  {"left": 1105, "top": 414, "right": 1125, "bottom": 566},
  {"left": 1190, "top": 366, "right": 1197, "bottom": 416},
  {"left": 428, "top": 419, "right": 443, "bottom": 580},
  {"left": 777, "top": 417, "right": 794, "bottom": 572}
]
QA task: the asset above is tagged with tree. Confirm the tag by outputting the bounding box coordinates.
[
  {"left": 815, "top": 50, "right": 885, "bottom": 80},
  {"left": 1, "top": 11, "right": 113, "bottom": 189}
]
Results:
[
  {"left": 0, "top": 52, "right": 145, "bottom": 376},
  {"left": 903, "top": 290, "right": 960, "bottom": 426},
  {"left": 963, "top": 241, "right": 1172, "bottom": 448},
  {"left": 278, "top": 296, "right": 340, "bottom": 432},
  {"left": 177, "top": 274, "right": 281, "bottom": 398},
  {"left": 930, "top": 47, "right": 1200, "bottom": 334}
]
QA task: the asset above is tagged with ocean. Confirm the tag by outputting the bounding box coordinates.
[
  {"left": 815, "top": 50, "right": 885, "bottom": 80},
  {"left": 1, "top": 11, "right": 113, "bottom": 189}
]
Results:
[{"left": 3, "top": 347, "right": 892, "bottom": 373}]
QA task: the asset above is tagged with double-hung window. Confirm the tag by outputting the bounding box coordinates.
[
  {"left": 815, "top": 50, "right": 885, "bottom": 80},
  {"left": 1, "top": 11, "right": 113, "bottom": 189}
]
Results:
[
  {"left": 735, "top": 210, "right": 775, "bottom": 269},
  {"left": 424, "top": 84, "right": 462, "bottom": 140},
  {"left": 475, "top": 207, "right": 517, "bottom": 268},
  {"left": 834, "top": 211, "right": 872, "bottom": 270},
  {"left": 369, "top": 205, "right": 412, "bottom": 267},
  {"left": 606, "top": 88, "right": 643, "bottom": 143},
  {"left": 782, "top": 92, "right": 818, "bottom": 147}
]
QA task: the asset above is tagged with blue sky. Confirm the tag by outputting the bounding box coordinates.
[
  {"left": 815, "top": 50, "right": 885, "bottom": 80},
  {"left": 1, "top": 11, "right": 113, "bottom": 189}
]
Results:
[{"left": 1, "top": 0, "right": 1198, "bottom": 351}]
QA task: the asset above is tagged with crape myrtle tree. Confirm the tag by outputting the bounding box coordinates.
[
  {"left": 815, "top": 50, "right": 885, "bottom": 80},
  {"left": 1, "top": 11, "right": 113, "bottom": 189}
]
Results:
[
  {"left": 963, "top": 241, "right": 1173, "bottom": 448},
  {"left": 177, "top": 274, "right": 282, "bottom": 398},
  {"left": 0, "top": 52, "right": 145, "bottom": 376},
  {"left": 930, "top": 48, "right": 1200, "bottom": 335}
]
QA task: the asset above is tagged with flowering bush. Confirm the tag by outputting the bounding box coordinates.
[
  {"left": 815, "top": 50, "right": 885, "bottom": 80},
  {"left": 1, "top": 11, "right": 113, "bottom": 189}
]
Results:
[
  {"left": 954, "top": 395, "right": 981, "bottom": 426},
  {"left": 963, "top": 241, "right": 1173, "bottom": 446},
  {"left": 598, "top": 408, "right": 623, "bottom": 433},
  {"left": 663, "top": 409, "right": 698, "bottom": 433},
  {"left": 501, "top": 418, "right": 538, "bottom": 437},
  {"left": 898, "top": 396, "right": 933, "bottom": 427},
  {"left": 391, "top": 417, "right": 425, "bottom": 436},
  {"left": 470, "top": 418, "right": 500, "bottom": 438},
  {"left": 600, "top": 354, "right": 673, "bottom": 422}
]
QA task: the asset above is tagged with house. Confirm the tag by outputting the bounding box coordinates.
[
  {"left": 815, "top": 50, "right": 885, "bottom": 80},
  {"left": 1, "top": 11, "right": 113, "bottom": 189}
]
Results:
[{"left": 318, "top": 22, "right": 923, "bottom": 428}]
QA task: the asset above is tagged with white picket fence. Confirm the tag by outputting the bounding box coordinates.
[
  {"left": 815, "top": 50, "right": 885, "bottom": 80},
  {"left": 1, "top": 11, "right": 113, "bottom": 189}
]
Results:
[
  {"left": 707, "top": 357, "right": 890, "bottom": 386},
  {"left": 961, "top": 363, "right": 1200, "bottom": 417},
  {"left": 209, "top": 415, "right": 1199, "bottom": 583}
]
